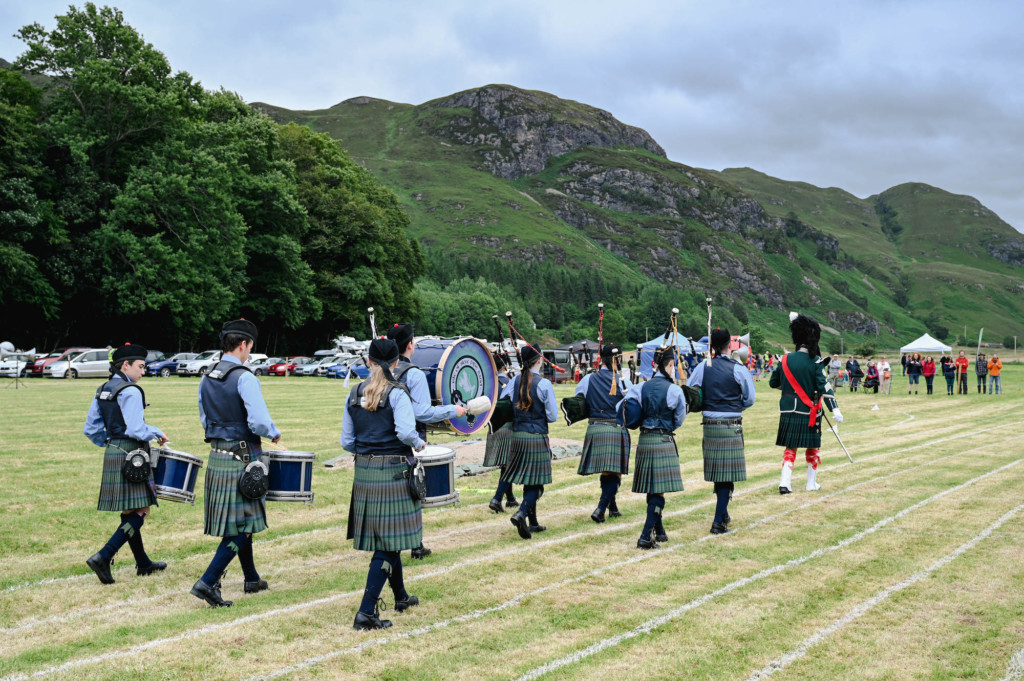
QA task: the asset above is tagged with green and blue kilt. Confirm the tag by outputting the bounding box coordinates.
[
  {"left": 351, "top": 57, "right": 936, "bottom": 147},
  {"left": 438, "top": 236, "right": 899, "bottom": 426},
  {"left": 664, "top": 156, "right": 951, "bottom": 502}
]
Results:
[
  {"left": 775, "top": 412, "right": 823, "bottom": 449},
  {"left": 347, "top": 455, "right": 422, "bottom": 552},
  {"left": 701, "top": 419, "right": 746, "bottom": 483},
  {"left": 632, "top": 432, "right": 684, "bottom": 494},
  {"left": 577, "top": 421, "right": 630, "bottom": 475},
  {"left": 204, "top": 441, "right": 268, "bottom": 538},
  {"left": 97, "top": 437, "right": 158, "bottom": 512},
  {"left": 482, "top": 422, "right": 513, "bottom": 468},
  {"left": 501, "top": 431, "right": 552, "bottom": 486}
]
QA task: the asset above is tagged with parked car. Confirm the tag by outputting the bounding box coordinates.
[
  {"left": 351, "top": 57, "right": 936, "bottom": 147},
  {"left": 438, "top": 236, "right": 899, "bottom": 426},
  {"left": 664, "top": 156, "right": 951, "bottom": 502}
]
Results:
[
  {"left": 317, "top": 353, "right": 358, "bottom": 376},
  {"left": 29, "top": 347, "right": 89, "bottom": 377},
  {"left": 146, "top": 352, "right": 197, "bottom": 378},
  {"left": 177, "top": 350, "right": 220, "bottom": 376},
  {"left": 250, "top": 357, "right": 283, "bottom": 376},
  {"left": 0, "top": 353, "right": 34, "bottom": 378},
  {"left": 268, "top": 357, "right": 310, "bottom": 376},
  {"left": 48, "top": 348, "right": 111, "bottom": 378},
  {"left": 294, "top": 356, "right": 333, "bottom": 376},
  {"left": 326, "top": 360, "right": 369, "bottom": 380}
]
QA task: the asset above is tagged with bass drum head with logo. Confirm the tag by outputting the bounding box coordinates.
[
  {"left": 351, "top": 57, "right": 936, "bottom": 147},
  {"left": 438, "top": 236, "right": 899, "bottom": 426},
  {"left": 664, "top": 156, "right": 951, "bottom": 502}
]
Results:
[{"left": 434, "top": 338, "right": 497, "bottom": 435}]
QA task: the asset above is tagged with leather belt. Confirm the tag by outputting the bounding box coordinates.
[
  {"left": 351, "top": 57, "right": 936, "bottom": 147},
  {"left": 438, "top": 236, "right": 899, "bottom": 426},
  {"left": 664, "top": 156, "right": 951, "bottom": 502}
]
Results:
[
  {"left": 702, "top": 417, "right": 743, "bottom": 425},
  {"left": 640, "top": 428, "right": 673, "bottom": 435}
]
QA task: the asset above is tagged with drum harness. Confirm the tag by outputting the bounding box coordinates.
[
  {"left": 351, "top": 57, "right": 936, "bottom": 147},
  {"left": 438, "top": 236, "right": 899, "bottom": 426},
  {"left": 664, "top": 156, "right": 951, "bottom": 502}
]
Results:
[{"left": 98, "top": 382, "right": 153, "bottom": 482}]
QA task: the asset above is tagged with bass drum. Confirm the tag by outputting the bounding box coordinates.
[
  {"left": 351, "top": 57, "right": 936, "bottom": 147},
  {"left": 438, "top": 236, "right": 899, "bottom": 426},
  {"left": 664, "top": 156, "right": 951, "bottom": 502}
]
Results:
[{"left": 411, "top": 337, "right": 498, "bottom": 436}]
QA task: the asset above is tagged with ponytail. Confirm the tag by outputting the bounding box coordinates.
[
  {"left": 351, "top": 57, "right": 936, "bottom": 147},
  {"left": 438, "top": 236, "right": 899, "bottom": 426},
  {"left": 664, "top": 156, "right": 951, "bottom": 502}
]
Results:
[{"left": 517, "top": 357, "right": 541, "bottom": 411}]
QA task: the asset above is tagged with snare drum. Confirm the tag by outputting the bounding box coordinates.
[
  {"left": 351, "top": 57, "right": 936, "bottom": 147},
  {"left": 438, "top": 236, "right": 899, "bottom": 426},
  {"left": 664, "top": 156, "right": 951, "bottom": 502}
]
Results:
[
  {"left": 419, "top": 445, "right": 458, "bottom": 508},
  {"left": 151, "top": 448, "right": 204, "bottom": 505},
  {"left": 266, "top": 450, "right": 316, "bottom": 503},
  {"left": 408, "top": 338, "right": 498, "bottom": 436}
]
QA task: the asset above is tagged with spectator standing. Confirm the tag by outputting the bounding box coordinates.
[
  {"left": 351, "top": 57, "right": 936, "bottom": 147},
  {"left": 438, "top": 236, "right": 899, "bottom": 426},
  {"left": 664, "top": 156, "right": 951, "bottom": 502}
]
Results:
[
  {"left": 941, "top": 356, "right": 956, "bottom": 395},
  {"left": 906, "top": 352, "right": 923, "bottom": 394},
  {"left": 878, "top": 356, "right": 892, "bottom": 394},
  {"left": 846, "top": 356, "right": 862, "bottom": 392},
  {"left": 987, "top": 354, "right": 1002, "bottom": 394},
  {"left": 864, "top": 361, "right": 880, "bottom": 393},
  {"left": 975, "top": 353, "right": 988, "bottom": 394},
  {"left": 955, "top": 351, "right": 970, "bottom": 394},
  {"left": 922, "top": 356, "right": 936, "bottom": 395},
  {"left": 828, "top": 354, "right": 842, "bottom": 387},
  {"left": 901, "top": 353, "right": 908, "bottom": 376}
]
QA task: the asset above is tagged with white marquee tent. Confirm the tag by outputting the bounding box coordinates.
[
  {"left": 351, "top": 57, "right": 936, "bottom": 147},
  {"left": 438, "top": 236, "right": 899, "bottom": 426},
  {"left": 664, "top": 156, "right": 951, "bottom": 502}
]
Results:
[{"left": 899, "top": 333, "right": 952, "bottom": 354}]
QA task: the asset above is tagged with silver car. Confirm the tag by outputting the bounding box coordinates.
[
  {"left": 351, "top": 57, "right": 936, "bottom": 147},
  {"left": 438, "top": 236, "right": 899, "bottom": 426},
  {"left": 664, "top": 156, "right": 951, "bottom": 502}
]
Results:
[
  {"left": 177, "top": 350, "right": 221, "bottom": 376},
  {"left": 48, "top": 348, "right": 110, "bottom": 378}
]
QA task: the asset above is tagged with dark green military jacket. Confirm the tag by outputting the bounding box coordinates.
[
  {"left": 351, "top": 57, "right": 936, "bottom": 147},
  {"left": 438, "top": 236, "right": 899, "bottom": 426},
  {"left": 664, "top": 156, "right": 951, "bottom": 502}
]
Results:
[{"left": 769, "top": 349, "right": 838, "bottom": 415}]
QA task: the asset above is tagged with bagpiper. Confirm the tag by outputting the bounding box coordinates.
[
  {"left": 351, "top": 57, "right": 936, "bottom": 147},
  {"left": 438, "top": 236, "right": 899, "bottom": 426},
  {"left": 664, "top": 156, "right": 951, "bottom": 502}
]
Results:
[{"left": 485, "top": 354, "right": 519, "bottom": 512}]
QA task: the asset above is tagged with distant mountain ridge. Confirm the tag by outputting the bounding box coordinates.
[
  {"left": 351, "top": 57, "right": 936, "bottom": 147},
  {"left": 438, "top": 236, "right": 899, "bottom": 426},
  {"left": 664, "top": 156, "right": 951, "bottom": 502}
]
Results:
[{"left": 254, "top": 84, "right": 1024, "bottom": 342}]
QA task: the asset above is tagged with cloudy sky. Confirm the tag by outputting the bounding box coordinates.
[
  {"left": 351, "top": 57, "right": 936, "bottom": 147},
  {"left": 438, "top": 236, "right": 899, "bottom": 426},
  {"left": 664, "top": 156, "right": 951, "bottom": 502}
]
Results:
[{"left": 4, "top": 0, "right": 1023, "bottom": 232}]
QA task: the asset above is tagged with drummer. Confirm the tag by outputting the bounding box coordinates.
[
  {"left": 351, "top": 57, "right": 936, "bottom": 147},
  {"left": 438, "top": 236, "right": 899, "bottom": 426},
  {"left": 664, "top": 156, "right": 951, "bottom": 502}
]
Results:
[
  {"left": 501, "top": 344, "right": 559, "bottom": 539},
  {"left": 342, "top": 338, "right": 424, "bottom": 630},
  {"left": 191, "top": 319, "right": 281, "bottom": 607},
  {"left": 84, "top": 343, "right": 170, "bottom": 585},
  {"left": 485, "top": 354, "right": 518, "bottom": 512},
  {"left": 576, "top": 344, "right": 632, "bottom": 523},
  {"left": 386, "top": 323, "right": 467, "bottom": 559}
]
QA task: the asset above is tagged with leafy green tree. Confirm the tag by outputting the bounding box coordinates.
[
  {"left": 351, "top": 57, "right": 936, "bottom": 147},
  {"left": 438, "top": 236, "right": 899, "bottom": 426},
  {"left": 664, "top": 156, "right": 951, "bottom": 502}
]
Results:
[
  {"left": 1004, "top": 335, "right": 1016, "bottom": 351},
  {"left": 854, "top": 341, "right": 877, "bottom": 358},
  {"left": 601, "top": 308, "right": 628, "bottom": 345},
  {"left": 745, "top": 325, "right": 768, "bottom": 354}
]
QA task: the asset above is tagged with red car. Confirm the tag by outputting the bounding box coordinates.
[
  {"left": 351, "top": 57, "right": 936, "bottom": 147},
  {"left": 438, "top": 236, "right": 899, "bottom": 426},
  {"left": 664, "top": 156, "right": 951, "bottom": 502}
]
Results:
[
  {"left": 29, "top": 347, "right": 89, "bottom": 377},
  {"left": 268, "top": 356, "right": 311, "bottom": 376}
]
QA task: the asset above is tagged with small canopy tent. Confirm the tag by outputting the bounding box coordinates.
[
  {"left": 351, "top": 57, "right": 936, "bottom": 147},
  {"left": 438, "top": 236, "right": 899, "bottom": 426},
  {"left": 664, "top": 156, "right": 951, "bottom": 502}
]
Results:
[
  {"left": 899, "top": 333, "right": 952, "bottom": 355},
  {"left": 636, "top": 333, "right": 709, "bottom": 380}
]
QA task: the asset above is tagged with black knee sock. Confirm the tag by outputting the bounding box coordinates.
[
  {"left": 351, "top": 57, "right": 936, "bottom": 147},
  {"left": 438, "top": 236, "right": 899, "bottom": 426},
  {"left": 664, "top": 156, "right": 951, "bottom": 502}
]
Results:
[
  {"left": 125, "top": 514, "right": 152, "bottom": 567},
  {"left": 597, "top": 475, "right": 613, "bottom": 511},
  {"left": 713, "top": 482, "right": 732, "bottom": 525},
  {"left": 99, "top": 513, "right": 144, "bottom": 561},
  {"left": 359, "top": 551, "right": 392, "bottom": 615},
  {"left": 503, "top": 475, "right": 516, "bottom": 502},
  {"left": 642, "top": 494, "right": 660, "bottom": 536},
  {"left": 493, "top": 479, "right": 511, "bottom": 502},
  {"left": 236, "top": 534, "right": 259, "bottom": 582},
  {"left": 200, "top": 534, "right": 243, "bottom": 586},
  {"left": 608, "top": 477, "right": 621, "bottom": 511},
  {"left": 523, "top": 485, "right": 541, "bottom": 512},
  {"left": 385, "top": 551, "right": 407, "bottom": 600}
]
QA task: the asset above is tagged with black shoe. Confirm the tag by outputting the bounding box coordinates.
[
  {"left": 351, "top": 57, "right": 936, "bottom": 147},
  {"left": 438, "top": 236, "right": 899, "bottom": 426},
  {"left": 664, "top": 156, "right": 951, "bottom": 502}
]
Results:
[
  {"left": 411, "top": 545, "right": 431, "bottom": 560},
  {"left": 505, "top": 497, "right": 520, "bottom": 509},
  {"left": 353, "top": 608, "right": 392, "bottom": 630},
  {"left": 489, "top": 498, "right": 506, "bottom": 514},
  {"left": 244, "top": 579, "right": 269, "bottom": 593},
  {"left": 636, "top": 533, "right": 659, "bottom": 550},
  {"left": 395, "top": 594, "right": 419, "bottom": 612},
  {"left": 608, "top": 500, "right": 622, "bottom": 518},
  {"left": 86, "top": 553, "right": 115, "bottom": 585},
  {"left": 722, "top": 512, "right": 731, "bottom": 527},
  {"left": 590, "top": 506, "right": 606, "bottom": 523},
  {"left": 510, "top": 508, "right": 532, "bottom": 539},
  {"left": 528, "top": 510, "right": 546, "bottom": 533},
  {"left": 779, "top": 486, "right": 792, "bottom": 495},
  {"left": 655, "top": 531, "right": 668, "bottom": 542},
  {"left": 710, "top": 522, "right": 729, "bottom": 535},
  {"left": 190, "top": 579, "right": 232, "bottom": 607},
  {"left": 136, "top": 561, "right": 167, "bottom": 577}
]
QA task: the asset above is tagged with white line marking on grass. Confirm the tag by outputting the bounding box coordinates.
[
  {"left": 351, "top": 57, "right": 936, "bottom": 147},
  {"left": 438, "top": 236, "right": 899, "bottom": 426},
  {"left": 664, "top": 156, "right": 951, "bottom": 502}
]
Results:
[
  {"left": 1003, "top": 647, "right": 1024, "bottom": 681},
  {"left": 239, "top": 433, "right": 1003, "bottom": 680},
  {"left": 7, "top": 435, "right": 1020, "bottom": 681},
  {"left": 745, "top": 501, "right": 1024, "bottom": 680},
  {"left": 510, "top": 459, "right": 1024, "bottom": 681}
]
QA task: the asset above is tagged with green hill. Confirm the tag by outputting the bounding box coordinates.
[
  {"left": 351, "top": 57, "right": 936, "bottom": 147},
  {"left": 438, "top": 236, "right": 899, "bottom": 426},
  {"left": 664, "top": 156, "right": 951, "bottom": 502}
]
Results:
[{"left": 254, "top": 85, "right": 1024, "bottom": 347}]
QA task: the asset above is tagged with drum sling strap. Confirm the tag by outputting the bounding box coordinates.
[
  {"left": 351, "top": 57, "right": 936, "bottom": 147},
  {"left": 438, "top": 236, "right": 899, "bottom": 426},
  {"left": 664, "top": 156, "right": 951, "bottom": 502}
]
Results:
[{"left": 781, "top": 354, "right": 821, "bottom": 428}]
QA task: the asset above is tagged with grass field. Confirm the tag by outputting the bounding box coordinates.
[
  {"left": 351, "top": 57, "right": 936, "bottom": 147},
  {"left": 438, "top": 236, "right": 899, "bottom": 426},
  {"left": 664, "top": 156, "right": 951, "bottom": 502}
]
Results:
[{"left": 1, "top": 370, "right": 1023, "bottom": 681}]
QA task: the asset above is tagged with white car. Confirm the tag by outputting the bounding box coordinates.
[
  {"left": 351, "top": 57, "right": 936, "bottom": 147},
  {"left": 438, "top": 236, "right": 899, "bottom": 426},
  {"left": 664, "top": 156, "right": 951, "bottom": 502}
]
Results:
[
  {"left": 47, "top": 348, "right": 110, "bottom": 378},
  {"left": 0, "top": 354, "right": 34, "bottom": 378},
  {"left": 177, "top": 350, "right": 221, "bottom": 376},
  {"left": 318, "top": 353, "right": 359, "bottom": 376}
]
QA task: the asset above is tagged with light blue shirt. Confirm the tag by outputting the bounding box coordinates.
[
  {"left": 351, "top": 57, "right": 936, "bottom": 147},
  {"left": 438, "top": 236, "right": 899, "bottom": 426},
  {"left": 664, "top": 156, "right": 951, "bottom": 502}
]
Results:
[
  {"left": 501, "top": 370, "right": 559, "bottom": 423},
  {"left": 625, "top": 379, "right": 687, "bottom": 430},
  {"left": 83, "top": 378, "right": 164, "bottom": 446},
  {"left": 686, "top": 360, "right": 756, "bottom": 418},
  {"left": 404, "top": 364, "right": 459, "bottom": 423},
  {"left": 198, "top": 354, "right": 281, "bottom": 440},
  {"left": 574, "top": 366, "right": 634, "bottom": 397},
  {"left": 340, "top": 386, "right": 425, "bottom": 452}
]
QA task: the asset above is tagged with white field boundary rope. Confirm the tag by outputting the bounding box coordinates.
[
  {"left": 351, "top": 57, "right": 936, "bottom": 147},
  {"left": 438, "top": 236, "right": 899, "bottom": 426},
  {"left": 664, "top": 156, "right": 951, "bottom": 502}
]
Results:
[
  {"left": 0, "top": 408, "right": 996, "bottom": 595},
  {"left": 1003, "top": 647, "right": 1024, "bottom": 681},
  {"left": 5, "top": 439, "right": 1021, "bottom": 681},
  {"left": 744, "top": 501, "right": 1024, "bottom": 680},
  {"left": 238, "top": 433, "right": 1016, "bottom": 681},
  {"left": 510, "top": 458, "right": 1024, "bottom": 681}
]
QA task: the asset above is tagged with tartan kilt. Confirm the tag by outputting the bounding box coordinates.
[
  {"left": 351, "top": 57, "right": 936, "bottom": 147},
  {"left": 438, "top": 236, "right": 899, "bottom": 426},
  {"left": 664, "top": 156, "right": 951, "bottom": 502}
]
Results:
[
  {"left": 577, "top": 422, "right": 630, "bottom": 475},
  {"left": 482, "top": 422, "right": 513, "bottom": 468},
  {"left": 702, "top": 420, "right": 747, "bottom": 482},
  {"left": 775, "top": 412, "right": 823, "bottom": 449},
  {"left": 501, "top": 431, "right": 552, "bottom": 486},
  {"left": 97, "top": 438, "right": 158, "bottom": 512},
  {"left": 204, "top": 445, "right": 268, "bottom": 538},
  {"left": 347, "top": 455, "right": 422, "bottom": 552},
  {"left": 632, "top": 432, "right": 684, "bottom": 494}
]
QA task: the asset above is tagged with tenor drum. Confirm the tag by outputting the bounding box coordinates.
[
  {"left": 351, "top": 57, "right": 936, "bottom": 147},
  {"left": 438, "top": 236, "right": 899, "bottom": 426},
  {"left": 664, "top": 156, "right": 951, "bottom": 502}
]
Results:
[
  {"left": 266, "top": 450, "right": 316, "bottom": 503},
  {"left": 419, "top": 445, "right": 458, "bottom": 508},
  {"left": 151, "top": 448, "right": 204, "bottom": 505},
  {"left": 410, "top": 337, "right": 498, "bottom": 436}
]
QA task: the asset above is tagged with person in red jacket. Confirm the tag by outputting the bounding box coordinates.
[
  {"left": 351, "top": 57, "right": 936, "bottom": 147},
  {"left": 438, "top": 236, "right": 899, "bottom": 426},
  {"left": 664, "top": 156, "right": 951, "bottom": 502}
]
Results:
[
  {"left": 922, "top": 356, "right": 937, "bottom": 395},
  {"left": 954, "top": 351, "right": 970, "bottom": 394}
]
